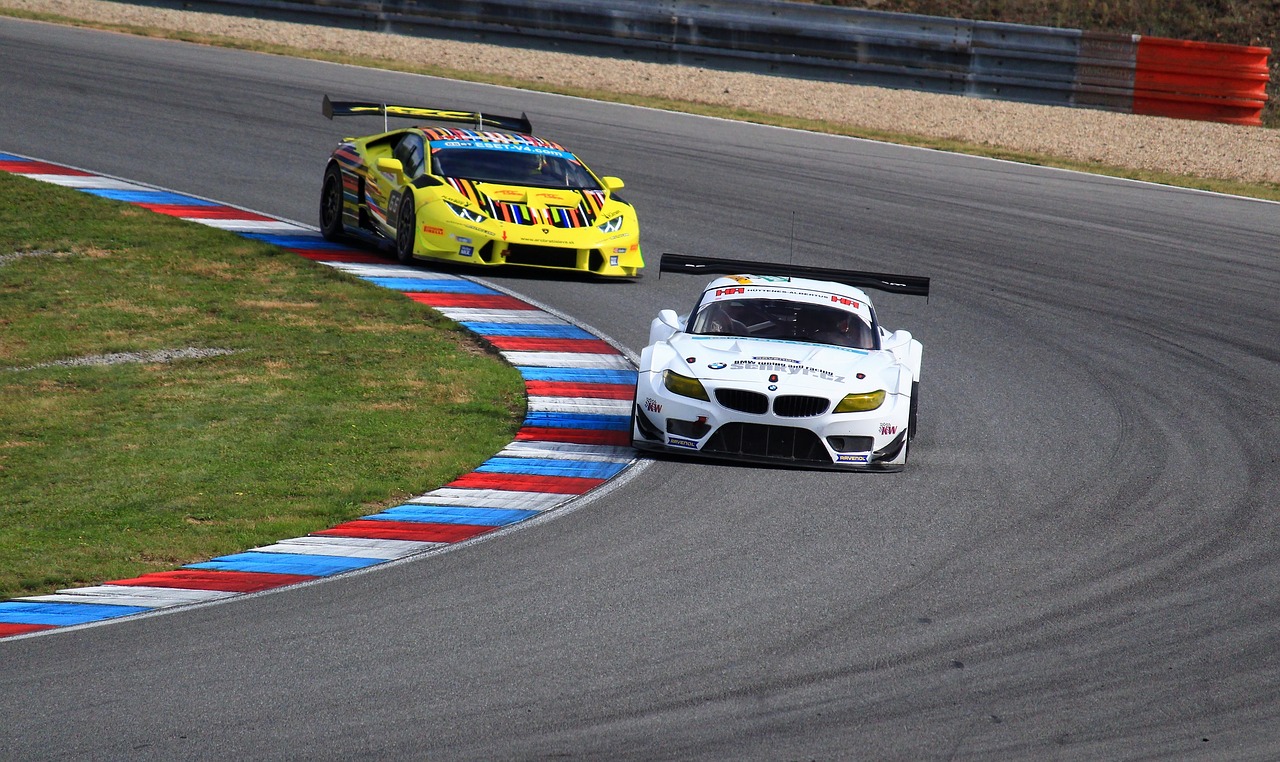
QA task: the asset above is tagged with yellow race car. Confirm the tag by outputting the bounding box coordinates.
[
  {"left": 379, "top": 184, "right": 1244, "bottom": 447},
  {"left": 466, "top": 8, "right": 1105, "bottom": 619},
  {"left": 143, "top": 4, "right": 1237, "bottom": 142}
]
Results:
[{"left": 319, "top": 96, "right": 643, "bottom": 278}]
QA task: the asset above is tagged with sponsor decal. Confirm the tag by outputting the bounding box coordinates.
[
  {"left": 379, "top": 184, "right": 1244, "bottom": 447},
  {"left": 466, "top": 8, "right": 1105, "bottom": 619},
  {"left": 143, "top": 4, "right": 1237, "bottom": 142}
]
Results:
[
  {"left": 644, "top": 398, "right": 663, "bottom": 413},
  {"left": 756, "top": 356, "right": 798, "bottom": 364},
  {"left": 707, "top": 362, "right": 727, "bottom": 370},
  {"left": 454, "top": 236, "right": 472, "bottom": 244},
  {"left": 729, "top": 276, "right": 753, "bottom": 285},
  {"left": 609, "top": 255, "right": 619, "bottom": 266},
  {"left": 667, "top": 436, "right": 699, "bottom": 449},
  {"left": 831, "top": 295, "right": 861, "bottom": 309},
  {"left": 715, "top": 287, "right": 746, "bottom": 297},
  {"left": 836, "top": 454, "right": 870, "bottom": 463},
  {"left": 629, "top": 243, "right": 638, "bottom": 252},
  {"left": 422, "top": 225, "right": 444, "bottom": 236},
  {"left": 494, "top": 189, "right": 523, "bottom": 198},
  {"left": 613, "top": 247, "right": 627, "bottom": 254},
  {"left": 880, "top": 423, "right": 897, "bottom": 436},
  {"left": 731, "top": 359, "right": 844, "bottom": 383},
  {"left": 459, "top": 245, "right": 474, "bottom": 257}
]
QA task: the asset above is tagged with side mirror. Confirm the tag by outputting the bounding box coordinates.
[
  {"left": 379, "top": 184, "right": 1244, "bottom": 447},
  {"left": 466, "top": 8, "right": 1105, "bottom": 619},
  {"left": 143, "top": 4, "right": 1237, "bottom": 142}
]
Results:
[
  {"left": 649, "top": 309, "right": 681, "bottom": 344},
  {"left": 376, "top": 157, "right": 405, "bottom": 176},
  {"left": 601, "top": 176, "right": 625, "bottom": 192}
]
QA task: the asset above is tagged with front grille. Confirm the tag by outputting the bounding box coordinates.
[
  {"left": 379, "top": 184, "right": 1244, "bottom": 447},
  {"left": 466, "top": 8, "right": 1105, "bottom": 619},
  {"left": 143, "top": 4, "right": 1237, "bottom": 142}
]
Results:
[
  {"left": 773, "top": 395, "right": 829, "bottom": 417},
  {"left": 703, "top": 423, "right": 831, "bottom": 463},
  {"left": 504, "top": 244, "right": 580, "bottom": 269},
  {"left": 715, "top": 388, "right": 769, "bottom": 414}
]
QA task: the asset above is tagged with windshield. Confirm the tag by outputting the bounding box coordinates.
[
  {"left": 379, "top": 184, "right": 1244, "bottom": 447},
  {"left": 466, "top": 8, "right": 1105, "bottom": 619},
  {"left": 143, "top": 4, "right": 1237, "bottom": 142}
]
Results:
[
  {"left": 689, "top": 298, "right": 876, "bottom": 349},
  {"left": 430, "top": 145, "right": 601, "bottom": 189}
]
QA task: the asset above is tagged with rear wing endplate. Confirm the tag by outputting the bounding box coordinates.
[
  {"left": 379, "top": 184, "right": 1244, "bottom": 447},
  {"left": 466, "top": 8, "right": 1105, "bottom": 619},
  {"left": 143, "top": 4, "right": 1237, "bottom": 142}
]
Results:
[
  {"left": 660, "top": 253, "right": 930, "bottom": 298},
  {"left": 322, "top": 95, "right": 532, "bottom": 134}
]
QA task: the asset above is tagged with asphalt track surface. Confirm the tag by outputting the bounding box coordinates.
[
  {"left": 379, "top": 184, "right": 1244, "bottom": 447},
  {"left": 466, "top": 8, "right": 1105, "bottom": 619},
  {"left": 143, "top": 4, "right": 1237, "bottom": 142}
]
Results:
[{"left": 3, "top": 17, "right": 1280, "bottom": 761}]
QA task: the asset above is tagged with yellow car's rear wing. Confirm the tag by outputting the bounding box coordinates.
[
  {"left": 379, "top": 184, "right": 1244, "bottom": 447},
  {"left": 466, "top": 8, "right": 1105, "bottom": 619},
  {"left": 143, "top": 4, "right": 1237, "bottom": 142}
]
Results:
[
  {"left": 322, "top": 95, "right": 533, "bottom": 134},
  {"left": 661, "top": 253, "right": 930, "bottom": 298}
]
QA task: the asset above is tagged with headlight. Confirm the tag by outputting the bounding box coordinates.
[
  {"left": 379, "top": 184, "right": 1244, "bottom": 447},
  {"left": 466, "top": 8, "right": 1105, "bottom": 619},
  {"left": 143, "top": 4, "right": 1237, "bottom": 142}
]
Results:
[
  {"left": 663, "top": 370, "right": 709, "bottom": 401},
  {"left": 446, "top": 201, "right": 487, "bottom": 224},
  {"left": 597, "top": 215, "right": 624, "bottom": 233},
  {"left": 833, "top": 390, "right": 886, "bottom": 413}
]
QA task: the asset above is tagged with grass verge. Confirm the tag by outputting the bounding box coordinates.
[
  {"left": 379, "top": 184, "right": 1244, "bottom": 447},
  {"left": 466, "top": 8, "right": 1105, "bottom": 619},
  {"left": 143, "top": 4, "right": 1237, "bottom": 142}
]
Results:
[{"left": 0, "top": 171, "right": 525, "bottom": 599}]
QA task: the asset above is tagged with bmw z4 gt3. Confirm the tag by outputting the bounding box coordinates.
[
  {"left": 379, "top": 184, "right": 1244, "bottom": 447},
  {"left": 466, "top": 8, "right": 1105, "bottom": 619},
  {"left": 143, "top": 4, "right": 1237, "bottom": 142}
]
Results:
[{"left": 633, "top": 254, "right": 929, "bottom": 471}]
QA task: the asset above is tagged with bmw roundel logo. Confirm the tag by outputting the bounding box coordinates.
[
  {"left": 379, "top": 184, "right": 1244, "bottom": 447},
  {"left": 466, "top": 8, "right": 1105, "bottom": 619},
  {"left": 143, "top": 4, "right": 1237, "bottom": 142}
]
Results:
[
  {"left": 768, "top": 385, "right": 778, "bottom": 391},
  {"left": 708, "top": 362, "right": 727, "bottom": 369}
]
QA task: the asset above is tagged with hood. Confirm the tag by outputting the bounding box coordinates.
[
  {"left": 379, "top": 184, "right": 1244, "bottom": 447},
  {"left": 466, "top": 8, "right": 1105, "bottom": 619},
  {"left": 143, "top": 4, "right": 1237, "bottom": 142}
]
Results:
[
  {"left": 446, "top": 178, "right": 607, "bottom": 228},
  {"left": 666, "top": 334, "right": 891, "bottom": 392}
]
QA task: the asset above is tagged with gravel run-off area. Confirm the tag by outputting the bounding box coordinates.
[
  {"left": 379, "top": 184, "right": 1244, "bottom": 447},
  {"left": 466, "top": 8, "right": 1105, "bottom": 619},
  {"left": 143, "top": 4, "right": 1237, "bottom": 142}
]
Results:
[{"left": 4, "top": 0, "right": 1279, "bottom": 187}]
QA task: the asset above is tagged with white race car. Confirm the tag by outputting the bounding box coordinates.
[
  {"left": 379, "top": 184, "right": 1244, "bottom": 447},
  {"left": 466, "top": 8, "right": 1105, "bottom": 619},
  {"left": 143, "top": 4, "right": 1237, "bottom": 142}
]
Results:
[{"left": 632, "top": 254, "right": 929, "bottom": 471}]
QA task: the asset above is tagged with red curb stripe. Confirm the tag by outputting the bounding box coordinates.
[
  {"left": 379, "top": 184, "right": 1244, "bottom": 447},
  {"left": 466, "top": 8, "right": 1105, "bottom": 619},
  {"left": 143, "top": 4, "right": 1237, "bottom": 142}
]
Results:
[
  {"left": 525, "top": 380, "right": 634, "bottom": 399},
  {"left": 447, "top": 472, "right": 605, "bottom": 494},
  {"left": 0, "top": 622, "right": 58, "bottom": 637},
  {"left": 406, "top": 292, "right": 537, "bottom": 310},
  {"left": 107, "top": 570, "right": 317, "bottom": 593},
  {"left": 316, "top": 520, "right": 493, "bottom": 543},
  {"left": 516, "top": 427, "right": 633, "bottom": 446},
  {"left": 0, "top": 160, "right": 92, "bottom": 175},
  {"left": 484, "top": 336, "right": 616, "bottom": 353},
  {"left": 136, "top": 203, "right": 277, "bottom": 220}
]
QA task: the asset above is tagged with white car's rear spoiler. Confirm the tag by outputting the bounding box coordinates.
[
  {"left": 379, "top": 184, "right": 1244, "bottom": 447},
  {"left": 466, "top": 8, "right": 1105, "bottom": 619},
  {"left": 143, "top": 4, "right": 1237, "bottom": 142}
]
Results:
[{"left": 660, "top": 253, "right": 930, "bottom": 298}]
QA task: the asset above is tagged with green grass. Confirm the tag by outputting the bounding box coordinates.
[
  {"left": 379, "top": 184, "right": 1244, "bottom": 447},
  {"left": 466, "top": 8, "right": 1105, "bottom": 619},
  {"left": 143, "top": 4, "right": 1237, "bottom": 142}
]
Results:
[{"left": 0, "top": 172, "right": 524, "bottom": 599}]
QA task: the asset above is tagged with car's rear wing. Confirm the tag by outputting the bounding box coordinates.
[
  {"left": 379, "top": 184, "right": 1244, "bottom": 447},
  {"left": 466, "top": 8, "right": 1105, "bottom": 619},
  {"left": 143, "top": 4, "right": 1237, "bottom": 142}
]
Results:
[
  {"left": 660, "top": 253, "right": 930, "bottom": 298},
  {"left": 322, "top": 95, "right": 533, "bottom": 134}
]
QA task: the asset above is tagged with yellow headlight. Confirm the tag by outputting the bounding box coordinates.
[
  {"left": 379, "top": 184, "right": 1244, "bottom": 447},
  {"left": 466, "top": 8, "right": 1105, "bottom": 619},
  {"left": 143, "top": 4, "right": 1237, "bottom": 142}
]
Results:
[
  {"left": 833, "top": 390, "right": 886, "bottom": 413},
  {"left": 663, "top": 370, "right": 710, "bottom": 401}
]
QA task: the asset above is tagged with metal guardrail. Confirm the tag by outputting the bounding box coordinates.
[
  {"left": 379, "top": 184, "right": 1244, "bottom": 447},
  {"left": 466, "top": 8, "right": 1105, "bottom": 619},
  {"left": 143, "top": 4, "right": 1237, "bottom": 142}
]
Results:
[{"left": 166, "top": 0, "right": 1270, "bottom": 125}]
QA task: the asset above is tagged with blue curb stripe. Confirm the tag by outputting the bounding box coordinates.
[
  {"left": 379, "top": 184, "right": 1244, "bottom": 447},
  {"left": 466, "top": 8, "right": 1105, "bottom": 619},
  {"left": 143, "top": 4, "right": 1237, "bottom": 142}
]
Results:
[
  {"left": 84, "top": 189, "right": 220, "bottom": 205},
  {"left": 363, "top": 277, "right": 498, "bottom": 294},
  {"left": 476, "top": 457, "right": 628, "bottom": 479},
  {"left": 460, "top": 323, "right": 594, "bottom": 339},
  {"left": 0, "top": 601, "right": 153, "bottom": 626},
  {"left": 517, "top": 367, "right": 638, "bottom": 384},
  {"left": 240, "top": 233, "right": 346, "bottom": 249},
  {"left": 185, "top": 551, "right": 382, "bottom": 576},
  {"left": 370, "top": 505, "right": 539, "bottom": 526},
  {"left": 524, "top": 412, "right": 631, "bottom": 430}
]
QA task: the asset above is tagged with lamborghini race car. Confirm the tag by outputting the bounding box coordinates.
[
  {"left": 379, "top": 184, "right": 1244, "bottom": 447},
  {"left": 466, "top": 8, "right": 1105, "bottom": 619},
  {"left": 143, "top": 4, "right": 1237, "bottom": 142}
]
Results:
[
  {"left": 318, "top": 95, "right": 643, "bottom": 278},
  {"left": 632, "top": 254, "right": 929, "bottom": 471}
]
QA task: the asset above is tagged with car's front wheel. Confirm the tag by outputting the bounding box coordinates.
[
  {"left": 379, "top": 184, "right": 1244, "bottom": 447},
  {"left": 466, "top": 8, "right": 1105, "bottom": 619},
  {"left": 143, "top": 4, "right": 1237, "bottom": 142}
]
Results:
[
  {"left": 319, "top": 163, "right": 345, "bottom": 241},
  {"left": 395, "top": 195, "right": 417, "bottom": 264}
]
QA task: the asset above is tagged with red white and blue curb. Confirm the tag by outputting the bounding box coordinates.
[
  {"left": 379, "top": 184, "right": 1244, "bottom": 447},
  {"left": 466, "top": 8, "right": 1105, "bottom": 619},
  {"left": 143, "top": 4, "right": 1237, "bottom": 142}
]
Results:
[{"left": 0, "top": 153, "right": 641, "bottom": 640}]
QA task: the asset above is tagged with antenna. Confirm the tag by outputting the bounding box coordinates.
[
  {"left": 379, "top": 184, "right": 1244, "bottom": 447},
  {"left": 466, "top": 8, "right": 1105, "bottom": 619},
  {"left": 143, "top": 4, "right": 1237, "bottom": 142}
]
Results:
[{"left": 381, "top": 103, "right": 388, "bottom": 133}]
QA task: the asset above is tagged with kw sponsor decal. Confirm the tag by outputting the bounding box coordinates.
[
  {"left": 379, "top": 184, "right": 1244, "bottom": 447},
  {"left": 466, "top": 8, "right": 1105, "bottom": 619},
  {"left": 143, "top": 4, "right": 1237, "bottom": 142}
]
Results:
[
  {"left": 644, "top": 398, "right": 663, "bottom": 413},
  {"left": 880, "top": 423, "right": 898, "bottom": 436}
]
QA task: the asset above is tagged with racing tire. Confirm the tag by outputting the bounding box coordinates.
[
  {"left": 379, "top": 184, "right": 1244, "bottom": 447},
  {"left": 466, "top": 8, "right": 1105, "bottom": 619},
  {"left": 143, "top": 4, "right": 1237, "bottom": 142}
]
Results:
[
  {"left": 319, "top": 163, "right": 345, "bottom": 242},
  {"left": 908, "top": 380, "right": 919, "bottom": 443},
  {"left": 395, "top": 196, "right": 417, "bottom": 265}
]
